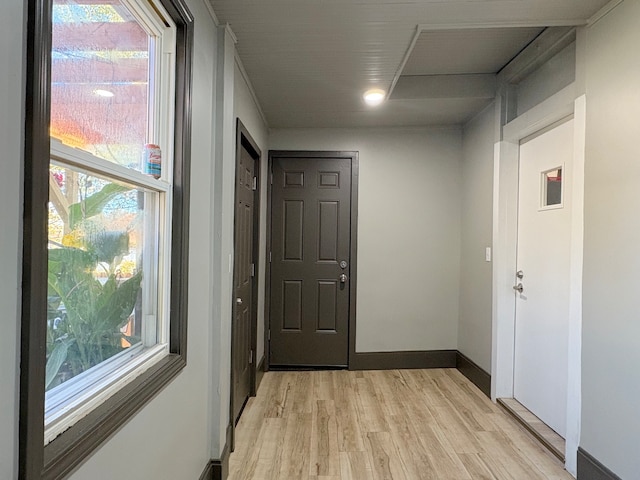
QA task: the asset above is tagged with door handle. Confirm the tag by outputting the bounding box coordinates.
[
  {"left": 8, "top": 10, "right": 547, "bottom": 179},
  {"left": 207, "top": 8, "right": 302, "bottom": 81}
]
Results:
[
  {"left": 513, "top": 283, "right": 523, "bottom": 293},
  {"left": 339, "top": 274, "right": 347, "bottom": 284}
]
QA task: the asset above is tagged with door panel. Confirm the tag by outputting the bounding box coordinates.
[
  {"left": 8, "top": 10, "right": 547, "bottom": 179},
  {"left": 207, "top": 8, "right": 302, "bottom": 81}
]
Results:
[
  {"left": 232, "top": 144, "right": 255, "bottom": 423},
  {"left": 284, "top": 200, "right": 304, "bottom": 260},
  {"left": 283, "top": 281, "right": 303, "bottom": 331},
  {"left": 319, "top": 201, "right": 339, "bottom": 261},
  {"left": 270, "top": 156, "right": 351, "bottom": 366},
  {"left": 317, "top": 281, "right": 338, "bottom": 332},
  {"left": 514, "top": 118, "right": 573, "bottom": 438}
]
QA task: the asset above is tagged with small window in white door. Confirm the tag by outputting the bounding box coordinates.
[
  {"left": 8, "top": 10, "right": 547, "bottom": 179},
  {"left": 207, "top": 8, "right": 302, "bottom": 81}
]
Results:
[{"left": 541, "top": 167, "right": 563, "bottom": 209}]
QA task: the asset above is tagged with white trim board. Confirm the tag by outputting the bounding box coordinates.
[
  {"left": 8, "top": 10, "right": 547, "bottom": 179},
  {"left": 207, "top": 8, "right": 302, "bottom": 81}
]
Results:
[{"left": 491, "top": 94, "right": 586, "bottom": 478}]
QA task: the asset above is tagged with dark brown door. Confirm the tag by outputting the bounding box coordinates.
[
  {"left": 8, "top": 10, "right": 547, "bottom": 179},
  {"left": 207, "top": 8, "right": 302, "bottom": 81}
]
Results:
[
  {"left": 232, "top": 138, "right": 256, "bottom": 423},
  {"left": 270, "top": 154, "right": 351, "bottom": 366}
]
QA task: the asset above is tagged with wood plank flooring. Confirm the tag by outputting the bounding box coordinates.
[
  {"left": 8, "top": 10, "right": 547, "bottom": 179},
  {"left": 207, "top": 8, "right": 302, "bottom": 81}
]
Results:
[{"left": 228, "top": 369, "right": 572, "bottom": 480}]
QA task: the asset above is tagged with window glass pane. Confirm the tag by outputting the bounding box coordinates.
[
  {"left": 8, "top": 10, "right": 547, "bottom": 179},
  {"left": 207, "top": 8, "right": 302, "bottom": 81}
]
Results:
[
  {"left": 542, "top": 167, "right": 562, "bottom": 207},
  {"left": 51, "top": 0, "right": 152, "bottom": 171},
  {"left": 47, "top": 164, "right": 156, "bottom": 391}
]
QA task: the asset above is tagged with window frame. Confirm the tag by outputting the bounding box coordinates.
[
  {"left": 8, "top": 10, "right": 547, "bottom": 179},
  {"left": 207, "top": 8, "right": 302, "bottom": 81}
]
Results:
[
  {"left": 540, "top": 165, "right": 565, "bottom": 211},
  {"left": 20, "top": 0, "right": 193, "bottom": 477}
]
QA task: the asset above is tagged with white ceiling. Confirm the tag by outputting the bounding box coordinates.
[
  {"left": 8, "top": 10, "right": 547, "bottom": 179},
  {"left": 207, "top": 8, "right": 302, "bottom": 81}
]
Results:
[{"left": 211, "top": 0, "right": 612, "bottom": 128}]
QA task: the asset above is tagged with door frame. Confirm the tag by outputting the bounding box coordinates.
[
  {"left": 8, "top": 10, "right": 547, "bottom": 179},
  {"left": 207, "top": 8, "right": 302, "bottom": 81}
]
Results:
[
  {"left": 265, "top": 150, "right": 359, "bottom": 370},
  {"left": 492, "top": 87, "right": 586, "bottom": 475},
  {"left": 229, "top": 119, "right": 261, "bottom": 450}
]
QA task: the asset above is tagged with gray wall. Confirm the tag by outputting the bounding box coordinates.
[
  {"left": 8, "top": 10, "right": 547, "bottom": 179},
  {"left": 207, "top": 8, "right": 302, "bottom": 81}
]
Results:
[
  {"left": 458, "top": 103, "right": 495, "bottom": 372},
  {"left": 517, "top": 41, "right": 576, "bottom": 116},
  {"left": 233, "top": 61, "right": 269, "bottom": 364},
  {"left": 581, "top": 2, "right": 640, "bottom": 478},
  {"left": 0, "top": 0, "right": 25, "bottom": 477},
  {"left": 269, "top": 127, "right": 462, "bottom": 353}
]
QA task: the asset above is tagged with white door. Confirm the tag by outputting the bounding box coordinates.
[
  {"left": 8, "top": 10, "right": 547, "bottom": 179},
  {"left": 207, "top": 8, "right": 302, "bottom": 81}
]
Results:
[{"left": 514, "top": 118, "right": 574, "bottom": 438}]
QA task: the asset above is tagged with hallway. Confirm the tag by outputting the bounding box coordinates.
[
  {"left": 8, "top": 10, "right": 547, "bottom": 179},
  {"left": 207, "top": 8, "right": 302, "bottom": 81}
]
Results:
[{"left": 229, "top": 369, "right": 571, "bottom": 479}]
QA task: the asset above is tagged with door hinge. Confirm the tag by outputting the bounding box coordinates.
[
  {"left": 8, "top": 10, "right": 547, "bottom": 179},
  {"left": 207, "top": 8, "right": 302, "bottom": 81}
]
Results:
[
  {"left": 252, "top": 176, "right": 257, "bottom": 191},
  {"left": 269, "top": 251, "right": 272, "bottom": 263},
  {"left": 249, "top": 350, "right": 253, "bottom": 364},
  {"left": 250, "top": 263, "right": 255, "bottom": 277},
  {"left": 268, "top": 329, "right": 271, "bottom": 341},
  {"left": 270, "top": 171, "right": 273, "bottom": 185}
]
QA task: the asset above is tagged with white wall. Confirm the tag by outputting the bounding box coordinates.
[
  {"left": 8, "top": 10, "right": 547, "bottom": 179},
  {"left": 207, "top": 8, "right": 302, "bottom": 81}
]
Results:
[
  {"left": 0, "top": 0, "right": 24, "bottom": 477},
  {"left": 269, "top": 127, "right": 462, "bottom": 353},
  {"left": 580, "top": 2, "right": 640, "bottom": 478},
  {"left": 233, "top": 60, "right": 269, "bottom": 364},
  {"left": 458, "top": 104, "right": 495, "bottom": 372}
]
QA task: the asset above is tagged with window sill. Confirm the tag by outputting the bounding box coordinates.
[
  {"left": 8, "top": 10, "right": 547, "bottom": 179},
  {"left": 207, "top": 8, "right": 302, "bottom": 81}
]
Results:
[
  {"left": 42, "top": 353, "right": 186, "bottom": 480},
  {"left": 45, "top": 343, "right": 169, "bottom": 445}
]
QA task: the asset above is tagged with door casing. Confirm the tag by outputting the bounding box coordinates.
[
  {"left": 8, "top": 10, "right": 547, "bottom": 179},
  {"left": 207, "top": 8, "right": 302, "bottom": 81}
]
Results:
[
  {"left": 492, "top": 89, "right": 586, "bottom": 474},
  {"left": 265, "top": 150, "right": 359, "bottom": 371}
]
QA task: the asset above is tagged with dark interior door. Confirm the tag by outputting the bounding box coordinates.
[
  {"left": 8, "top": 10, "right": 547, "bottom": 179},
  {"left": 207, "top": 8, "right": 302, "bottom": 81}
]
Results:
[
  {"left": 270, "top": 155, "right": 351, "bottom": 367},
  {"left": 232, "top": 144, "right": 255, "bottom": 423}
]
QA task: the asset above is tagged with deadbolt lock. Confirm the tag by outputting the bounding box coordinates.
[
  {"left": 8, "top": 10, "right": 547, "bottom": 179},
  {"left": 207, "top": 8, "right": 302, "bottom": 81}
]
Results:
[{"left": 340, "top": 260, "right": 348, "bottom": 269}]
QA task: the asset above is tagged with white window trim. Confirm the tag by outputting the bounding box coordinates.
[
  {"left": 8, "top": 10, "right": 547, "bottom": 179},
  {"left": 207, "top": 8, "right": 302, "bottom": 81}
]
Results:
[{"left": 51, "top": 141, "right": 171, "bottom": 193}]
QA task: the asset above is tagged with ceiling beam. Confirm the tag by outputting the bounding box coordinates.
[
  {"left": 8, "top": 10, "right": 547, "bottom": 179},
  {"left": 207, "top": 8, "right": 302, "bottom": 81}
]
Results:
[{"left": 390, "top": 74, "right": 496, "bottom": 100}]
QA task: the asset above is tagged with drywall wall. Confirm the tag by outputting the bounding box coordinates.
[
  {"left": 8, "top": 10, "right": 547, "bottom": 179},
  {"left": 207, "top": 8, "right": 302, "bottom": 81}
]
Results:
[
  {"left": 209, "top": 24, "right": 237, "bottom": 456},
  {"left": 68, "top": 0, "right": 221, "bottom": 477},
  {"left": 234, "top": 61, "right": 268, "bottom": 151},
  {"left": 269, "top": 127, "right": 462, "bottom": 353},
  {"left": 458, "top": 103, "right": 495, "bottom": 373},
  {"left": 581, "top": 1, "right": 640, "bottom": 478},
  {"left": 0, "top": 0, "right": 24, "bottom": 477},
  {"left": 233, "top": 60, "right": 269, "bottom": 365},
  {"left": 517, "top": 41, "right": 576, "bottom": 116}
]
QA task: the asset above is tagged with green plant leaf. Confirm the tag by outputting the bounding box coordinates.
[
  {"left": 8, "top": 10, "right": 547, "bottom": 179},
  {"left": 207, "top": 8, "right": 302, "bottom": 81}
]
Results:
[
  {"left": 48, "top": 247, "right": 97, "bottom": 319},
  {"left": 89, "top": 230, "right": 129, "bottom": 265},
  {"left": 45, "top": 337, "right": 74, "bottom": 390},
  {"left": 46, "top": 245, "right": 143, "bottom": 378},
  {"left": 48, "top": 247, "right": 96, "bottom": 274},
  {"left": 97, "top": 271, "right": 143, "bottom": 329},
  {"left": 69, "top": 183, "right": 130, "bottom": 229}
]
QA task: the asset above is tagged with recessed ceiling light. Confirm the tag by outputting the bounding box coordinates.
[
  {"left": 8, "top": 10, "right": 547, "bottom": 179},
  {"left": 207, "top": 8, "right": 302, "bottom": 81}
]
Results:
[
  {"left": 363, "top": 88, "right": 386, "bottom": 106},
  {"left": 94, "top": 89, "right": 115, "bottom": 98}
]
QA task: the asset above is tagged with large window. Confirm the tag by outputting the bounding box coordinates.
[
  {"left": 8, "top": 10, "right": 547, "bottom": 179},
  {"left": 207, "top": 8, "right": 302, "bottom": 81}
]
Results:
[
  {"left": 21, "top": 0, "right": 192, "bottom": 477},
  {"left": 45, "top": 0, "right": 175, "bottom": 441}
]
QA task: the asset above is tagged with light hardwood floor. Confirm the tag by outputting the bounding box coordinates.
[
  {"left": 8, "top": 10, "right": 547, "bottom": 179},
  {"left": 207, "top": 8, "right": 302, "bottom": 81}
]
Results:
[{"left": 228, "top": 369, "right": 572, "bottom": 480}]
